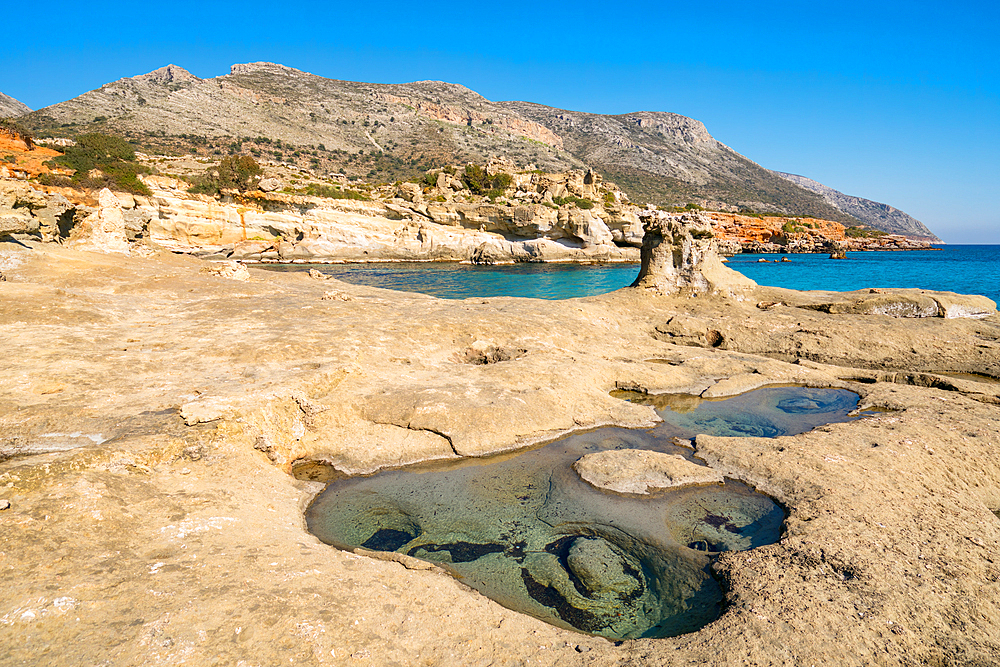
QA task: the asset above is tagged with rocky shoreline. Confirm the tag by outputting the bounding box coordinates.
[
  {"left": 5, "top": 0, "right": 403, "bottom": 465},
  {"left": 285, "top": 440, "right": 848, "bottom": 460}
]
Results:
[
  {"left": 1, "top": 144, "right": 935, "bottom": 268},
  {"left": 1, "top": 185, "right": 997, "bottom": 665}
]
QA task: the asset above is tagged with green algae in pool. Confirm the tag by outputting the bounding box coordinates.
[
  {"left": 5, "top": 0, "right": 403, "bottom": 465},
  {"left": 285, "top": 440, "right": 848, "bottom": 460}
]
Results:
[{"left": 306, "top": 386, "right": 862, "bottom": 640}]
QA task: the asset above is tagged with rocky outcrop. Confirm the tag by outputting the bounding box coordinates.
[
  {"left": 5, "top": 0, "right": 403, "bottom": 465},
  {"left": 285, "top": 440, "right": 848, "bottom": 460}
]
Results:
[
  {"left": 67, "top": 189, "right": 132, "bottom": 254},
  {"left": 0, "top": 180, "right": 49, "bottom": 239},
  {"left": 138, "top": 173, "right": 641, "bottom": 264},
  {"left": 573, "top": 449, "right": 723, "bottom": 494},
  {"left": 802, "top": 289, "right": 996, "bottom": 319},
  {"left": 630, "top": 211, "right": 756, "bottom": 295}
]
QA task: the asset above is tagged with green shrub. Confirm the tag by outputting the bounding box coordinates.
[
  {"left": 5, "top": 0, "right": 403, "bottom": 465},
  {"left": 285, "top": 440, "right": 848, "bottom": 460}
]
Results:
[
  {"left": 50, "top": 133, "right": 151, "bottom": 195},
  {"left": 781, "top": 221, "right": 807, "bottom": 235},
  {"left": 845, "top": 226, "right": 887, "bottom": 238},
  {"left": 551, "top": 194, "right": 594, "bottom": 210},
  {"left": 299, "top": 183, "right": 368, "bottom": 200},
  {"left": 461, "top": 164, "right": 512, "bottom": 196}
]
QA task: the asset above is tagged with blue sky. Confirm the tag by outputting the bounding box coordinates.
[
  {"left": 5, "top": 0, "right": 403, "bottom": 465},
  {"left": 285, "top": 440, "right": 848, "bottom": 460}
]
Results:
[{"left": 3, "top": 0, "right": 997, "bottom": 243}]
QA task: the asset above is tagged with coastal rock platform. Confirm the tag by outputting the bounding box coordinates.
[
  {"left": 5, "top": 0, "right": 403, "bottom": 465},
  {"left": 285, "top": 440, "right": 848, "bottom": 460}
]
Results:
[{"left": 2, "top": 241, "right": 1000, "bottom": 665}]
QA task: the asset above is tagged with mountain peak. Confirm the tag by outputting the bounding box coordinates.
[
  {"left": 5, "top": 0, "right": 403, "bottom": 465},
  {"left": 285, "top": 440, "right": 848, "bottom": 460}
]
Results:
[
  {"left": 774, "top": 171, "right": 940, "bottom": 241},
  {"left": 229, "top": 62, "right": 304, "bottom": 77},
  {"left": 136, "top": 64, "right": 201, "bottom": 85}
]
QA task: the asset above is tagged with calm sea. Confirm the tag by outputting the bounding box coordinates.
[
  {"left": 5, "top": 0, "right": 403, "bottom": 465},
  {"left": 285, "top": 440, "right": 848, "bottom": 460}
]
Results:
[{"left": 262, "top": 245, "right": 1000, "bottom": 302}]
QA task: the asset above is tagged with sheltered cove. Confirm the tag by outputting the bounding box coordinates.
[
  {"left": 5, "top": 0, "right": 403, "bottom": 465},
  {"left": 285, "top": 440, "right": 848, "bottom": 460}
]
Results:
[{"left": 1, "top": 209, "right": 1000, "bottom": 665}]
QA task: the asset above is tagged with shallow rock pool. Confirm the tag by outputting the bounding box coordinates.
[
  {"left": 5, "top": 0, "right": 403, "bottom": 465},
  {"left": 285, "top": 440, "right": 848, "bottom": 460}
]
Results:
[{"left": 306, "top": 386, "right": 862, "bottom": 639}]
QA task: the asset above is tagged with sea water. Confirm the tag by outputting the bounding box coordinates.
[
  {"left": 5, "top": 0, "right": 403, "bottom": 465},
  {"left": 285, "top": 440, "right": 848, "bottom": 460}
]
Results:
[
  {"left": 262, "top": 246, "right": 1000, "bottom": 303},
  {"left": 307, "top": 386, "right": 863, "bottom": 639}
]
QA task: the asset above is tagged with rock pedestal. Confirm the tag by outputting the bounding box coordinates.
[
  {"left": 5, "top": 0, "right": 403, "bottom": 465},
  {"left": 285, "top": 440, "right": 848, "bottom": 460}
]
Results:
[
  {"left": 630, "top": 211, "right": 756, "bottom": 295},
  {"left": 68, "top": 188, "right": 131, "bottom": 254}
]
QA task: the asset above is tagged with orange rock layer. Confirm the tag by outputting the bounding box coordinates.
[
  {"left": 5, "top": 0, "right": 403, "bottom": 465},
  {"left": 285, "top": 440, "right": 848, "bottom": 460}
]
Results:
[{"left": 705, "top": 211, "right": 846, "bottom": 244}]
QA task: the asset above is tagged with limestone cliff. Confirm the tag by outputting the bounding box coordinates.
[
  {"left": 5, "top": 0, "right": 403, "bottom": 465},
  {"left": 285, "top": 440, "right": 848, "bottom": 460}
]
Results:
[{"left": 137, "top": 170, "right": 642, "bottom": 264}]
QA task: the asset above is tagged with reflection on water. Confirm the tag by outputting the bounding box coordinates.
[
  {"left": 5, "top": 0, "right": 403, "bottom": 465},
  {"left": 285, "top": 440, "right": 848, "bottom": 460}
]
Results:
[
  {"left": 306, "top": 386, "right": 861, "bottom": 639},
  {"left": 614, "top": 386, "right": 864, "bottom": 439}
]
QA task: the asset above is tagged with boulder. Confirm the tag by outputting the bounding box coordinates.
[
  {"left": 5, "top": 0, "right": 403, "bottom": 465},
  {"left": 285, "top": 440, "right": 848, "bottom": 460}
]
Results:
[
  {"left": 396, "top": 182, "right": 423, "bottom": 203},
  {"left": 573, "top": 449, "right": 724, "bottom": 495},
  {"left": 0, "top": 211, "right": 38, "bottom": 237},
  {"left": 202, "top": 260, "right": 250, "bottom": 281},
  {"left": 259, "top": 177, "right": 281, "bottom": 193},
  {"left": 32, "top": 193, "right": 74, "bottom": 241},
  {"left": 805, "top": 293, "right": 941, "bottom": 318},
  {"left": 931, "top": 292, "right": 996, "bottom": 319}
]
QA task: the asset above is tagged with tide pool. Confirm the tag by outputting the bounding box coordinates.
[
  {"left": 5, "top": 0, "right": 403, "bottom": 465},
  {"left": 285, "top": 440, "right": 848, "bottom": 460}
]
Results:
[{"left": 261, "top": 245, "right": 1000, "bottom": 302}]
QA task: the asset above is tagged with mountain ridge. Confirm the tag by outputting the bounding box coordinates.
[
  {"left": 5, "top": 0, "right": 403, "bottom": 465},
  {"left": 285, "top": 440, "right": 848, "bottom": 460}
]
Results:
[
  {"left": 0, "top": 92, "right": 31, "bottom": 118},
  {"left": 18, "top": 62, "right": 935, "bottom": 237},
  {"left": 774, "top": 171, "right": 941, "bottom": 242}
]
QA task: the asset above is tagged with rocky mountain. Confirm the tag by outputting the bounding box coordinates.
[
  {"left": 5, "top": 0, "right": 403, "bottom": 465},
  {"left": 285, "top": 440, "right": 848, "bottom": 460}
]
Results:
[
  {"left": 499, "top": 102, "right": 856, "bottom": 224},
  {"left": 774, "top": 172, "right": 941, "bottom": 241},
  {"left": 0, "top": 92, "right": 30, "bottom": 118},
  {"left": 21, "top": 62, "right": 932, "bottom": 230}
]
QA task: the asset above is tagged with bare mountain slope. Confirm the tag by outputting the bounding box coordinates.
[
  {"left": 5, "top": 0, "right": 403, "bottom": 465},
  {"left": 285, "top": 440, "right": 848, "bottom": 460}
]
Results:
[
  {"left": 774, "top": 171, "right": 941, "bottom": 241},
  {"left": 0, "top": 92, "right": 30, "bottom": 118},
  {"left": 499, "top": 102, "right": 858, "bottom": 224},
  {"left": 22, "top": 62, "right": 937, "bottom": 230},
  {"left": 22, "top": 63, "right": 580, "bottom": 175}
]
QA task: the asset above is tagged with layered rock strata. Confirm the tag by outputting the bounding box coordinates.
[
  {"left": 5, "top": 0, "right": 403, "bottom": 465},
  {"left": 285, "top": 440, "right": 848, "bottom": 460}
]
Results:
[{"left": 137, "top": 172, "right": 643, "bottom": 264}]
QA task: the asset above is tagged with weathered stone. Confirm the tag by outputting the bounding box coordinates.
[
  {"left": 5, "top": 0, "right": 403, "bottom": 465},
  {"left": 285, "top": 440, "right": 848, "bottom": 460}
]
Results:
[
  {"left": 2, "top": 242, "right": 1000, "bottom": 665},
  {"left": 631, "top": 211, "right": 756, "bottom": 295},
  {"left": 0, "top": 211, "right": 37, "bottom": 237},
  {"left": 573, "top": 449, "right": 724, "bottom": 494},
  {"left": 566, "top": 538, "right": 639, "bottom": 596},
  {"left": 258, "top": 177, "right": 281, "bottom": 192},
  {"left": 202, "top": 260, "right": 250, "bottom": 281},
  {"left": 805, "top": 293, "right": 942, "bottom": 318},
  {"left": 802, "top": 290, "right": 996, "bottom": 319},
  {"left": 67, "top": 188, "right": 130, "bottom": 254},
  {"left": 931, "top": 292, "right": 997, "bottom": 319}
]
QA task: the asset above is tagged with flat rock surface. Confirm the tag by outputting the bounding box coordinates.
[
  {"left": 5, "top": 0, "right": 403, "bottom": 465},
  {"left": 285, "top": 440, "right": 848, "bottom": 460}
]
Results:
[
  {"left": 573, "top": 449, "right": 723, "bottom": 494},
  {"left": 2, "top": 241, "right": 1000, "bottom": 665}
]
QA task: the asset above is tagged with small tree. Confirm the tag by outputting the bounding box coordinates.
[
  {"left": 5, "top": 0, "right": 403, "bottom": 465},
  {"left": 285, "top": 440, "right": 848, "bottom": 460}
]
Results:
[{"left": 189, "top": 155, "right": 262, "bottom": 195}]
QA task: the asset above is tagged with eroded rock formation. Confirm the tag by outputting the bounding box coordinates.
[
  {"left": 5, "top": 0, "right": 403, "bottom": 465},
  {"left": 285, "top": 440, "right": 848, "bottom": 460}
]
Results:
[{"left": 630, "top": 210, "right": 757, "bottom": 295}]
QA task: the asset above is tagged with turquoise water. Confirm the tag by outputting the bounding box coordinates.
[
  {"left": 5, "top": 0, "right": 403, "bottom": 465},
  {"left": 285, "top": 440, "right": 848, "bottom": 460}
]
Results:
[
  {"left": 730, "top": 245, "right": 1000, "bottom": 303},
  {"left": 263, "top": 245, "right": 1000, "bottom": 302},
  {"left": 307, "top": 386, "right": 862, "bottom": 639},
  {"left": 264, "top": 261, "right": 638, "bottom": 300}
]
